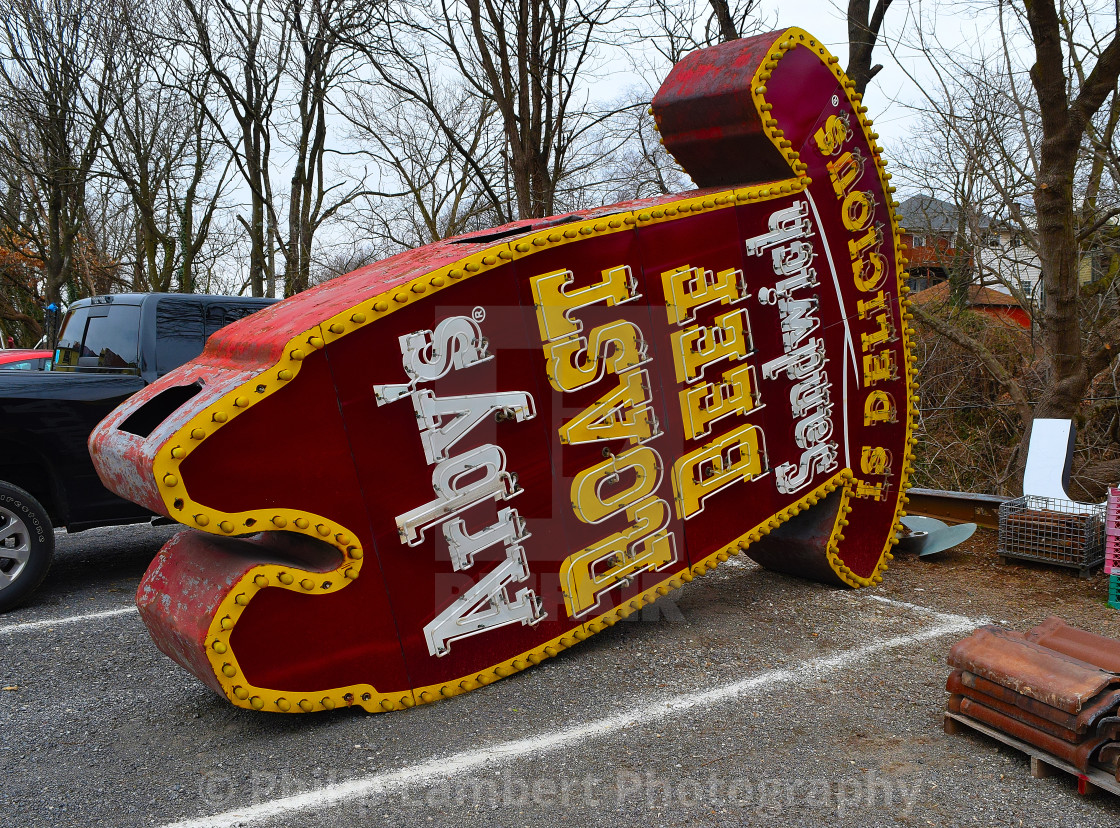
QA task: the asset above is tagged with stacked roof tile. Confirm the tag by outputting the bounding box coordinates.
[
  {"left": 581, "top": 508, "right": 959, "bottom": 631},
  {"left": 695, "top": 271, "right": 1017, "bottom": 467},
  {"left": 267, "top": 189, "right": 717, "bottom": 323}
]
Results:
[{"left": 947, "top": 618, "right": 1120, "bottom": 776}]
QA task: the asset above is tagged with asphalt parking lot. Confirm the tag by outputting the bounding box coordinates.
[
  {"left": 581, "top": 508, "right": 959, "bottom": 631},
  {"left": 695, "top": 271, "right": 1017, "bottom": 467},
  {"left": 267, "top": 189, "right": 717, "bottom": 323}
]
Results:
[{"left": 4, "top": 523, "right": 1120, "bottom": 827}]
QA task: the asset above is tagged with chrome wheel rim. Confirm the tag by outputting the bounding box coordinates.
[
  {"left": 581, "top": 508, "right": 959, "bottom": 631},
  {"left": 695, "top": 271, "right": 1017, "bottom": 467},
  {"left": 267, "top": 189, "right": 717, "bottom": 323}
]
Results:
[{"left": 0, "top": 505, "right": 31, "bottom": 590}]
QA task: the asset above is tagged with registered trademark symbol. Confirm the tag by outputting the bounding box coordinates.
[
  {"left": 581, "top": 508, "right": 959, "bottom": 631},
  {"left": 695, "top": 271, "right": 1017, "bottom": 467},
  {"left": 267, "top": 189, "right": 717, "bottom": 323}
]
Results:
[
  {"left": 472, "top": 306, "right": 486, "bottom": 322},
  {"left": 831, "top": 94, "right": 839, "bottom": 107}
]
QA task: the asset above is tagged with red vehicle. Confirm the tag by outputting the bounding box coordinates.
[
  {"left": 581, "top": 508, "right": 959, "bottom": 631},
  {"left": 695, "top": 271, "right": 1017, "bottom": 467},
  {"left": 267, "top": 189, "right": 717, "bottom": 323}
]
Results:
[{"left": 0, "top": 350, "right": 53, "bottom": 371}]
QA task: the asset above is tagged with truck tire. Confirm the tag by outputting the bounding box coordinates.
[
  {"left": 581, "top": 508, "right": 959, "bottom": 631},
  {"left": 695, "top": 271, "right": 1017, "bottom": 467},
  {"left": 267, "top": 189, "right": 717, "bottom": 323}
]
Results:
[{"left": 0, "top": 481, "right": 54, "bottom": 612}]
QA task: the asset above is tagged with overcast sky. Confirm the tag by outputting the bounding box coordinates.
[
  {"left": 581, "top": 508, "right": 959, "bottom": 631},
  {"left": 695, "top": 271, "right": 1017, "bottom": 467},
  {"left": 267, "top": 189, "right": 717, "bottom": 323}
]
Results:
[
  {"left": 760, "top": 0, "right": 1020, "bottom": 155},
  {"left": 588, "top": 0, "right": 964, "bottom": 172},
  {"left": 604, "top": 0, "right": 1016, "bottom": 169}
]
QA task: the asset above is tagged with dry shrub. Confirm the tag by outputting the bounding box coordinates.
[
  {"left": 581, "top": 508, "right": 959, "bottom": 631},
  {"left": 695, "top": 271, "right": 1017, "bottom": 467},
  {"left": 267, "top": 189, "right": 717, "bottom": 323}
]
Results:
[
  {"left": 912, "top": 301, "right": 1120, "bottom": 498},
  {"left": 911, "top": 308, "right": 1035, "bottom": 495}
]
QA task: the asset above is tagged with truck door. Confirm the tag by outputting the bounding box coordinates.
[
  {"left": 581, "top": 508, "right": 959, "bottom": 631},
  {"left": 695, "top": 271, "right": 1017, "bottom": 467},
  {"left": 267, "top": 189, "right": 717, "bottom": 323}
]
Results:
[{"left": 52, "top": 302, "right": 148, "bottom": 526}]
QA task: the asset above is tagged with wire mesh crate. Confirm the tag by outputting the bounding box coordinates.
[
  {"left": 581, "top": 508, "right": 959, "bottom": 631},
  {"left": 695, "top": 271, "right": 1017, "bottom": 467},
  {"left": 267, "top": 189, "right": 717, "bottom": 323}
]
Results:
[{"left": 998, "top": 495, "right": 1105, "bottom": 578}]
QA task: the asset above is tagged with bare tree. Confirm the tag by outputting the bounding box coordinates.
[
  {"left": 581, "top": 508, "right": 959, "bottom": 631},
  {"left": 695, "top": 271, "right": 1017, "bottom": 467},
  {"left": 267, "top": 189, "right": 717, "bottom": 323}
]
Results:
[
  {"left": 278, "top": 0, "right": 379, "bottom": 294},
  {"left": 100, "top": 0, "right": 231, "bottom": 293},
  {"left": 345, "top": 84, "right": 499, "bottom": 250},
  {"left": 846, "top": 0, "right": 894, "bottom": 95},
  {"left": 365, "top": 0, "right": 628, "bottom": 223},
  {"left": 309, "top": 242, "right": 379, "bottom": 285},
  {"left": 899, "top": 0, "right": 1120, "bottom": 492},
  {"left": 597, "top": 91, "right": 690, "bottom": 201},
  {"left": 180, "top": 0, "right": 290, "bottom": 297},
  {"left": 180, "top": 0, "right": 380, "bottom": 296},
  {"left": 894, "top": 62, "right": 1039, "bottom": 306},
  {"left": 628, "top": 0, "right": 767, "bottom": 68},
  {"left": 1025, "top": 0, "right": 1120, "bottom": 419},
  {"left": 0, "top": 0, "right": 121, "bottom": 308}
]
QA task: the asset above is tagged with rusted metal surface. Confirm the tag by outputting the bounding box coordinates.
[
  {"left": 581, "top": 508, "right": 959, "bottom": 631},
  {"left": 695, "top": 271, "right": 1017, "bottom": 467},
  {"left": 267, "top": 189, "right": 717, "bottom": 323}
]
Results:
[
  {"left": 946, "top": 670, "right": 1082, "bottom": 742},
  {"left": 1026, "top": 616, "right": 1120, "bottom": 673},
  {"left": 906, "top": 487, "right": 1007, "bottom": 530},
  {"left": 949, "top": 695, "right": 1110, "bottom": 772},
  {"left": 948, "top": 626, "right": 1120, "bottom": 714}
]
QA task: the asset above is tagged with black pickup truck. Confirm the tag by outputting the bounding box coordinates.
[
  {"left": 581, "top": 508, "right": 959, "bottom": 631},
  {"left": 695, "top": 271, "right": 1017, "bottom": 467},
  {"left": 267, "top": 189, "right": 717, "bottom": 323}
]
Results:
[{"left": 0, "top": 293, "right": 276, "bottom": 610}]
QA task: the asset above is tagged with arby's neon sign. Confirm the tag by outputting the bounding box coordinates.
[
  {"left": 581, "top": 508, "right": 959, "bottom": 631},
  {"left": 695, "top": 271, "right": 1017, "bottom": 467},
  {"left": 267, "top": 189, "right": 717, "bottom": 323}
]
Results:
[{"left": 91, "top": 27, "right": 913, "bottom": 713}]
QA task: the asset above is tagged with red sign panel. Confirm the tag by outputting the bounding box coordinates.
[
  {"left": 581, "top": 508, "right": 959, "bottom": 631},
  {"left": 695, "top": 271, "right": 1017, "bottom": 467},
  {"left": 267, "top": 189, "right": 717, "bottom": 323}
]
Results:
[{"left": 91, "top": 27, "right": 914, "bottom": 713}]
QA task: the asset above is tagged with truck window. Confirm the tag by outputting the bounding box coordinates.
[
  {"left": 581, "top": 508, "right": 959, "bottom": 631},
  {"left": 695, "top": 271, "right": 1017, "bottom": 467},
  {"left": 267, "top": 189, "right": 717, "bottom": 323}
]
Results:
[
  {"left": 82, "top": 307, "right": 141, "bottom": 371},
  {"left": 54, "top": 305, "right": 141, "bottom": 373},
  {"left": 53, "top": 307, "right": 90, "bottom": 370},
  {"left": 205, "top": 303, "right": 259, "bottom": 338},
  {"left": 156, "top": 299, "right": 206, "bottom": 376}
]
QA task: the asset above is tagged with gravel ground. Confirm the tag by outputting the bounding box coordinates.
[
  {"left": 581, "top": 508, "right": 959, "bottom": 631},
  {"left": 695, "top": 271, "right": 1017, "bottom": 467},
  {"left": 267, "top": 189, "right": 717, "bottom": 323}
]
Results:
[{"left": 3, "top": 522, "right": 1120, "bottom": 827}]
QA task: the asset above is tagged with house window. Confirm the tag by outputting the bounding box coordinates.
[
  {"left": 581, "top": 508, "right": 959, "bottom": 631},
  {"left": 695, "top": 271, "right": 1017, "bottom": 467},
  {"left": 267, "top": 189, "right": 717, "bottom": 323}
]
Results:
[
  {"left": 907, "top": 273, "right": 929, "bottom": 293},
  {"left": 912, "top": 235, "right": 926, "bottom": 248}
]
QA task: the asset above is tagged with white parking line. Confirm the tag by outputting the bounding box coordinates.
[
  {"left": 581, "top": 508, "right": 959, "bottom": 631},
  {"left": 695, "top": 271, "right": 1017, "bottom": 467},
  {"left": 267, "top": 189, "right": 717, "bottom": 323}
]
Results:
[
  {"left": 159, "top": 610, "right": 980, "bottom": 828},
  {"left": 858, "top": 593, "right": 984, "bottom": 625},
  {"left": 0, "top": 605, "right": 136, "bottom": 636}
]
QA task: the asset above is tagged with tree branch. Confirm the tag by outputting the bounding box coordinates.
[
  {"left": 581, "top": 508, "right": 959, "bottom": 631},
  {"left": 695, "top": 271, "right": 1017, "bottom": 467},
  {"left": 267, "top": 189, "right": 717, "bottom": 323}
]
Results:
[{"left": 911, "top": 301, "right": 1033, "bottom": 428}]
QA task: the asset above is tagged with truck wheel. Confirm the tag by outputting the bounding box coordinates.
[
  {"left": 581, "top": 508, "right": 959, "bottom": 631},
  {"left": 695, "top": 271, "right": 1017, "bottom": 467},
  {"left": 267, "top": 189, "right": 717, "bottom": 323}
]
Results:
[{"left": 0, "top": 482, "right": 54, "bottom": 612}]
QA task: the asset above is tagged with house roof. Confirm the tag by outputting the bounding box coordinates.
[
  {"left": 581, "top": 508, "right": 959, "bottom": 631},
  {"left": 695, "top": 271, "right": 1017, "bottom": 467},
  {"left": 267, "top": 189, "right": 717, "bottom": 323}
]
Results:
[
  {"left": 910, "top": 281, "right": 1021, "bottom": 307},
  {"left": 897, "top": 195, "right": 990, "bottom": 234}
]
